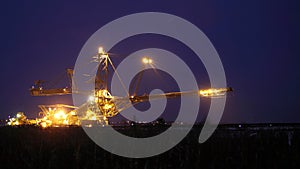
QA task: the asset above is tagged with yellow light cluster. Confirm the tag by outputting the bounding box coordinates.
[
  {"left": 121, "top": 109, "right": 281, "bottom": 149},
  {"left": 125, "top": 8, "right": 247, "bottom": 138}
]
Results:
[
  {"left": 8, "top": 108, "right": 84, "bottom": 128},
  {"left": 37, "top": 108, "right": 80, "bottom": 127},
  {"left": 98, "top": 47, "right": 104, "bottom": 54},
  {"left": 54, "top": 110, "right": 67, "bottom": 119},
  {"left": 142, "top": 57, "right": 153, "bottom": 64},
  {"left": 33, "top": 105, "right": 102, "bottom": 128},
  {"left": 7, "top": 112, "right": 34, "bottom": 126},
  {"left": 199, "top": 88, "right": 230, "bottom": 97}
]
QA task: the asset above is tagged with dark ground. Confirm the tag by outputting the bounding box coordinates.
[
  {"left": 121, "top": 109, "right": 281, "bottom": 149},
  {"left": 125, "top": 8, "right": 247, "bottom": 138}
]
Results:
[{"left": 0, "top": 124, "right": 299, "bottom": 169}]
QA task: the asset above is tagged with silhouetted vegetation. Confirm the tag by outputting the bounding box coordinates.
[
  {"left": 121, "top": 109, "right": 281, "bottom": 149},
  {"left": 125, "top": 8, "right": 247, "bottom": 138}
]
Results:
[{"left": 0, "top": 124, "right": 299, "bottom": 169}]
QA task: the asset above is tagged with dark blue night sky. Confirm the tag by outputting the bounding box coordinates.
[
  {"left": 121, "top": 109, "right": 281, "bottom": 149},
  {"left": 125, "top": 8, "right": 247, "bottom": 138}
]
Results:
[{"left": 0, "top": 0, "right": 299, "bottom": 123}]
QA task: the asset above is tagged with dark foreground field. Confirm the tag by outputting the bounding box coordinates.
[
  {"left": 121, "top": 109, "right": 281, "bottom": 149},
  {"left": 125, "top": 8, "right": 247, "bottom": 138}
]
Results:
[{"left": 0, "top": 124, "right": 299, "bottom": 169}]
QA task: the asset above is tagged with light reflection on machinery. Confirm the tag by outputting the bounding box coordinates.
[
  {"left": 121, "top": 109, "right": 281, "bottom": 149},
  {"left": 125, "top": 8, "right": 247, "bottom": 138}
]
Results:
[
  {"left": 199, "top": 88, "right": 233, "bottom": 97},
  {"left": 84, "top": 47, "right": 232, "bottom": 125},
  {"left": 37, "top": 104, "right": 79, "bottom": 128},
  {"left": 95, "top": 89, "right": 117, "bottom": 118},
  {"left": 7, "top": 47, "right": 233, "bottom": 128},
  {"left": 7, "top": 112, "right": 36, "bottom": 126}
]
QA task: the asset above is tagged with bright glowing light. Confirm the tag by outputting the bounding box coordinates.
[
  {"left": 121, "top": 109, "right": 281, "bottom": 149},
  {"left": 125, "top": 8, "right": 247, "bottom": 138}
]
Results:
[
  {"left": 86, "top": 124, "right": 92, "bottom": 127},
  {"left": 101, "top": 54, "right": 108, "bottom": 59},
  {"left": 41, "top": 122, "right": 47, "bottom": 128},
  {"left": 54, "top": 110, "right": 67, "bottom": 119},
  {"left": 96, "top": 89, "right": 112, "bottom": 98},
  {"left": 142, "top": 57, "right": 153, "bottom": 64},
  {"left": 98, "top": 47, "right": 104, "bottom": 54},
  {"left": 142, "top": 58, "right": 148, "bottom": 63},
  {"left": 103, "top": 103, "right": 113, "bottom": 110},
  {"left": 16, "top": 113, "right": 22, "bottom": 118},
  {"left": 70, "top": 111, "right": 76, "bottom": 116},
  {"left": 199, "top": 88, "right": 230, "bottom": 97},
  {"left": 63, "top": 120, "right": 69, "bottom": 125},
  {"left": 7, "top": 103, "right": 101, "bottom": 127},
  {"left": 88, "top": 95, "right": 95, "bottom": 102}
]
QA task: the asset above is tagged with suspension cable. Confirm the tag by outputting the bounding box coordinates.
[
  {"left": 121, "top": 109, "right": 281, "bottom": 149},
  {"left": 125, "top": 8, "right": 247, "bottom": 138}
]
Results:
[{"left": 107, "top": 57, "right": 129, "bottom": 96}]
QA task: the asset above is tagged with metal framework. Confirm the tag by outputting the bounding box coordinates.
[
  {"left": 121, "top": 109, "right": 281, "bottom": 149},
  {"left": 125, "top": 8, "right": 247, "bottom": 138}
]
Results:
[{"left": 28, "top": 47, "right": 233, "bottom": 126}]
